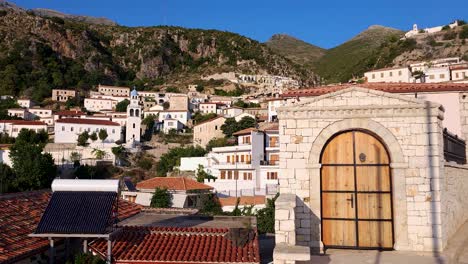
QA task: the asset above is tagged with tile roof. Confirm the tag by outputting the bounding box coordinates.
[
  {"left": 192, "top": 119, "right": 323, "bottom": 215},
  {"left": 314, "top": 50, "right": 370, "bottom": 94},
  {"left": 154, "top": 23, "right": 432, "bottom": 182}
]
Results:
[
  {"left": 0, "top": 120, "right": 46, "bottom": 126},
  {"left": 136, "top": 177, "right": 213, "bottom": 191},
  {"left": 232, "top": 127, "right": 256, "bottom": 136},
  {"left": 365, "top": 66, "right": 409, "bottom": 73},
  {"left": 56, "top": 118, "right": 120, "bottom": 126},
  {"left": 54, "top": 110, "right": 85, "bottom": 116},
  {"left": 219, "top": 196, "right": 266, "bottom": 207},
  {"left": 282, "top": 82, "right": 468, "bottom": 98},
  {"left": 193, "top": 116, "right": 225, "bottom": 127},
  {"left": 0, "top": 191, "right": 141, "bottom": 264},
  {"left": 89, "top": 226, "right": 260, "bottom": 263}
]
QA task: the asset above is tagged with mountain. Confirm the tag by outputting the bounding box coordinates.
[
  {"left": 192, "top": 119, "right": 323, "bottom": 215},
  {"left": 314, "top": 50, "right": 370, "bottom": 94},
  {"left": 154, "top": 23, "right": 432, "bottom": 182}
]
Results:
[
  {"left": 265, "top": 34, "right": 326, "bottom": 67},
  {"left": 0, "top": 3, "right": 318, "bottom": 102},
  {"left": 31, "top": 8, "right": 117, "bottom": 26},
  {"left": 314, "top": 25, "right": 405, "bottom": 83}
]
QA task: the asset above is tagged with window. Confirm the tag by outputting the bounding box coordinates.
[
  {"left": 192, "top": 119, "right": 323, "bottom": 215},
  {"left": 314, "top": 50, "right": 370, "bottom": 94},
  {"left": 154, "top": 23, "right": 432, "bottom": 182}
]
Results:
[
  {"left": 236, "top": 155, "right": 239, "bottom": 162},
  {"left": 267, "top": 172, "right": 278, "bottom": 180},
  {"left": 133, "top": 123, "right": 135, "bottom": 128},
  {"left": 270, "top": 154, "right": 279, "bottom": 165},
  {"left": 234, "top": 171, "right": 239, "bottom": 180},
  {"left": 220, "top": 171, "right": 226, "bottom": 179},
  {"left": 241, "top": 155, "right": 245, "bottom": 163},
  {"left": 389, "top": 72, "right": 393, "bottom": 77},
  {"left": 227, "top": 156, "right": 230, "bottom": 163},
  {"left": 380, "top": 73, "right": 384, "bottom": 78},
  {"left": 228, "top": 171, "right": 232, "bottom": 179},
  {"left": 269, "top": 137, "right": 278, "bottom": 147},
  {"left": 62, "top": 126, "right": 65, "bottom": 131},
  {"left": 429, "top": 75, "right": 435, "bottom": 80},
  {"left": 71, "top": 127, "right": 74, "bottom": 132},
  {"left": 456, "top": 73, "right": 460, "bottom": 78},
  {"left": 398, "top": 71, "right": 402, "bottom": 76},
  {"left": 440, "top": 74, "right": 445, "bottom": 79},
  {"left": 215, "top": 126, "right": 218, "bottom": 130},
  {"left": 112, "top": 129, "right": 115, "bottom": 134}
]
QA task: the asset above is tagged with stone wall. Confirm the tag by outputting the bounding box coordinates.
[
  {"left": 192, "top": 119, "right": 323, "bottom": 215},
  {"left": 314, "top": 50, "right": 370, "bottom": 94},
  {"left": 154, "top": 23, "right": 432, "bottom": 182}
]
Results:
[
  {"left": 442, "top": 163, "right": 468, "bottom": 242},
  {"left": 276, "top": 87, "right": 448, "bottom": 252}
]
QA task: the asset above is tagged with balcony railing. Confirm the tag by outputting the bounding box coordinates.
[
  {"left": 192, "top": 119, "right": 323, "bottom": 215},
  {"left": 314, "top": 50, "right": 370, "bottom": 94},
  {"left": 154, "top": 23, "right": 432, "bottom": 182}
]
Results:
[
  {"left": 260, "top": 160, "right": 278, "bottom": 166},
  {"left": 443, "top": 128, "right": 466, "bottom": 164}
]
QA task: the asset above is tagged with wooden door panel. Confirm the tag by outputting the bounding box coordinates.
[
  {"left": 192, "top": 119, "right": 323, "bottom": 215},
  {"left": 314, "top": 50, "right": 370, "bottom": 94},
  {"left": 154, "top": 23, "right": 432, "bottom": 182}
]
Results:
[
  {"left": 356, "top": 167, "right": 391, "bottom": 192},
  {"left": 357, "top": 193, "right": 392, "bottom": 219},
  {"left": 323, "top": 220, "right": 356, "bottom": 247},
  {"left": 322, "top": 193, "right": 355, "bottom": 219},
  {"left": 354, "top": 132, "right": 389, "bottom": 164},
  {"left": 358, "top": 221, "right": 393, "bottom": 248},
  {"left": 321, "top": 132, "right": 354, "bottom": 164},
  {"left": 322, "top": 166, "right": 354, "bottom": 191}
]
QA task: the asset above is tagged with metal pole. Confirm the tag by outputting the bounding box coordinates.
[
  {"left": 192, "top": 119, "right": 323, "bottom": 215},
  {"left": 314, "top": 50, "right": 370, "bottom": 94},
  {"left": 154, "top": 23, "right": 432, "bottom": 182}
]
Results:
[
  {"left": 107, "top": 239, "right": 112, "bottom": 264},
  {"left": 83, "top": 239, "right": 88, "bottom": 253},
  {"left": 49, "top": 238, "right": 55, "bottom": 264}
]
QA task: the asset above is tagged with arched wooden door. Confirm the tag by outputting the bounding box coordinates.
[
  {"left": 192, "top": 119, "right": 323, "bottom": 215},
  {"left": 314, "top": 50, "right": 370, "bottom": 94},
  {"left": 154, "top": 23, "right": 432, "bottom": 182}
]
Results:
[{"left": 320, "top": 130, "right": 394, "bottom": 250}]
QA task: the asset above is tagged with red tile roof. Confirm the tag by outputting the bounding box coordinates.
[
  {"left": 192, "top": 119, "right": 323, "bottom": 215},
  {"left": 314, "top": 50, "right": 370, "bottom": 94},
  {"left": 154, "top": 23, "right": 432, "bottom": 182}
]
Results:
[
  {"left": 0, "top": 191, "right": 142, "bottom": 264},
  {"left": 0, "top": 120, "right": 46, "bottom": 126},
  {"left": 56, "top": 118, "right": 120, "bottom": 126},
  {"left": 232, "top": 127, "right": 256, "bottom": 136},
  {"left": 282, "top": 82, "right": 468, "bottom": 98},
  {"left": 54, "top": 110, "right": 85, "bottom": 116},
  {"left": 219, "top": 196, "right": 266, "bottom": 207},
  {"left": 136, "top": 177, "right": 213, "bottom": 191},
  {"left": 89, "top": 226, "right": 260, "bottom": 263}
]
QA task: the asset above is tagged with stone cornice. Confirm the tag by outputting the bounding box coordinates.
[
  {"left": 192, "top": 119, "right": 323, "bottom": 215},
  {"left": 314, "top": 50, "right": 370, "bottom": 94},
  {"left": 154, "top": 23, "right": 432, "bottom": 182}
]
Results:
[{"left": 278, "top": 104, "right": 444, "bottom": 120}]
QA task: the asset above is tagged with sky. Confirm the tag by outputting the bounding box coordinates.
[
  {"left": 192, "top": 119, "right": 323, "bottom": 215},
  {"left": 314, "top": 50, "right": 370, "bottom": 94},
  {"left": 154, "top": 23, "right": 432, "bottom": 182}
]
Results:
[{"left": 12, "top": 0, "right": 468, "bottom": 49}]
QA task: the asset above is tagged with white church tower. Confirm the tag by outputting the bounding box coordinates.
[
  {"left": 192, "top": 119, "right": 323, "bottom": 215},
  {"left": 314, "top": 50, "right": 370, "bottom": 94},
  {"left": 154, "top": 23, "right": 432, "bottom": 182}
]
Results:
[{"left": 126, "top": 88, "right": 141, "bottom": 143}]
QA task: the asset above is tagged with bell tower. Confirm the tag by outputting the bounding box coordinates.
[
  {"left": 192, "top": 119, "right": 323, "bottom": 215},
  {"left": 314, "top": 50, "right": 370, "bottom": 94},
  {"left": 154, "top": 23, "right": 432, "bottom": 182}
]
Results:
[{"left": 126, "top": 88, "right": 141, "bottom": 143}]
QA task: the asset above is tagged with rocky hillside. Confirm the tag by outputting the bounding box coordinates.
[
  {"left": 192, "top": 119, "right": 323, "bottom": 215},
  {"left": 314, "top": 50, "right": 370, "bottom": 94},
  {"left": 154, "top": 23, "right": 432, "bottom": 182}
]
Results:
[
  {"left": 0, "top": 2, "right": 318, "bottom": 102},
  {"left": 30, "top": 8, "right": 117, "bottom": 26},
  {"left": 265, "top": 34, "right": 326, "bottom": 67}
]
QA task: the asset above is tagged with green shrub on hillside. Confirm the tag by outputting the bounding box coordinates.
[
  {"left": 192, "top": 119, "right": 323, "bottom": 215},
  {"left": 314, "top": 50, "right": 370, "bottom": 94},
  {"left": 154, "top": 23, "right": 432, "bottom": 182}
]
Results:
[{"left": 460, "top": 26, "right": 468, "bottom": 39}]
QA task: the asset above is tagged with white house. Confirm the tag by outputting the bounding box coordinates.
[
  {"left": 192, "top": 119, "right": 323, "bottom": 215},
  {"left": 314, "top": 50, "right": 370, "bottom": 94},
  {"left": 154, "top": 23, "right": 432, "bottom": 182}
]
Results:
[
  {"left": 222, "top": 107, "right": 244, "bottom": 118},
  {"left": 267, "top": 98, "right": 285, "bottom": 122},
  {"left": 84, "top": 98, "right": 118, "bottom": 112},
  {"left": 199, "top": 102, "right": 225, "bottom": 114},
  {"left": 97, "top": 84, "right": 130, "bottom": 97},
  {"left": 28, "top": 108, "right": 53, "bottom": 119},
  {"left": 0, "top": 120, "right": 47, "bottom": 137},
  {"left": 364, "top": 66, "right": 412, "bottom": 83},
  {"left": 158, "top": 110, "right": 190, "bottom": 126},
  {"left": 7, "top": 108, "right": 32, "bottom": 120},
  {"left": 452, "top": 66, "right": 468, "bottom": 82},
  {"left": 16, "top": 99, "right": 34, "bottom": 108},
  {"left": 425, "top": 67, "right": 451, "bottom": 83},
  {"left": 125, "top": 89, "right": 142, "bottom": 143},
  {"left": 54, "top": 118, "right": 122, "bottom": 143},
  {"left": 143, "top": 105, "right": 163, "bottom": 118}
]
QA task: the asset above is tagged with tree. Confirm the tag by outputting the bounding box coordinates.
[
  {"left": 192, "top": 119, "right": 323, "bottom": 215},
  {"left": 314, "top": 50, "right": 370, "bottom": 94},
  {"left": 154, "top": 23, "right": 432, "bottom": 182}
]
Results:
[
  {"left": 92, "top": 148, "right": 107, "bottom": 160},
  {"left": 98, "top": 129, "right": 108, "bottom": 143},
  {"left": 77, "top": 131, "right": 89, "bottom": 146},
  {"left": 90, "top": 132, "right": 98, "bottom": 142},
  {"left": 206, "top": 137, "right": 235, "bottom": 151},
  {"left": 221, "top": 118, "right": 239, "bottom": 137},
  {"left": 195, "top": 85, "right": 204, "bottom": 92},
  {"left": 111, "top": 145, "right": 126, "bottom": 166},
  {"left": 70, "top": 152, "right": 82, "bottom": 167},
  {"left": 192, "top": 112, "right": 217, "bottom": 124},
  {"left": 257, "top": 193, "right": 279, "bottom": 234},
  {"left": 199, "top": 194, "right": 223, "bottom": 215},
  {"left": 115, "top": 99, "right": 130, "bottom": 112},
  {"left": 196, "top": 164, "right": 216, "bottom": 182},
  {"left": 137, "top": 158, "right": 153, "bottom": 170},
  {"left": 16, "top": 129, "right": 48, "bottom": 144},
  {"left": 0, "top": 163, "right": 15, "bottom": 193},
  {"left": 237, "top": 116, "right": 256, "bottom": 130},
  {"left": 70, "top": 252, "right": 105, "bottom": 264},
  {"left": 9, "top": 134, "right": 56, "bottom": 191},
  {"left": 150, "top": 187, "right": 171, "bottom": 208},
  {"left": 165, "top": 87, "right": 180, "bottom": 93},
  {"left": 156, "top": 146, "right": 206, "bottom": 176},
  {"left": 162, "top": 101, "right": 170, "bottom": 110}
]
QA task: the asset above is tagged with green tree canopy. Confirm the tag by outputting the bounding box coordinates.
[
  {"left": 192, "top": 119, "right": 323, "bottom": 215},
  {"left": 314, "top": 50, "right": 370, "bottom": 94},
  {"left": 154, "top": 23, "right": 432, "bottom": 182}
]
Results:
[
  {"left": 150, "top": 187, "right": 171, "bottom": 208},
  {"left": 89, "top": 132, "right": 98, "bottom": 141},
  {"left": 115, "top": 99, "right": 130, "bottom": 112},
  {"left": 77, "top": 131, "right": 89, "bottom": 146},
  {"left": 156, "top": 146, "right": 206, "bottom": 176},
  {"left": 98, "top": 129, "right": 108, "bottom": 142},
  {"left": 0, "top": 163, "right": 15, "bottom": 194},
  {"left": 192, "top": 112, "right": 217, "bottom": 125},
  {"left": 221, "top": 116, "right": 256, "bottom": 137},
  {"left": 206, "top": 137, "right": 235, "bottom": 151}
]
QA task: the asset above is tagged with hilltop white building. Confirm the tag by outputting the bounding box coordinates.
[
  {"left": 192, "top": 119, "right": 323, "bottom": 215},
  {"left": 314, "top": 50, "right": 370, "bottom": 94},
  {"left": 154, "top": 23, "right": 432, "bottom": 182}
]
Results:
[
  {"left": 125, "top": 89, "right": 142, "bottom": 143},
  {"left": 54, "top": 118, "right": 122, "bottom": 143},
  {"left": 0, "top": 120, "right": 47, "bottom": 138}
]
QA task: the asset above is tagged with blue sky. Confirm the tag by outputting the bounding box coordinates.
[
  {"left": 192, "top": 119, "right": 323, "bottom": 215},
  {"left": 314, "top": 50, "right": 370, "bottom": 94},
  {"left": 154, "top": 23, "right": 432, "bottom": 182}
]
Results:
[{"left": 12, "top": 0, "right": 468, "bottom": 49}]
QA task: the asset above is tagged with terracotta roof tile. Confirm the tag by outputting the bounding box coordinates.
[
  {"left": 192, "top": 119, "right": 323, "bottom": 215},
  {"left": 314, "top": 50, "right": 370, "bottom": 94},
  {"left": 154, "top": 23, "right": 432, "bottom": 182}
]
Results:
[
  {"left": 56, "top": 118, "right": 120, "bottom": 126},
  {"left": 89, "top": 226, "right": 260, "bottom": 263},
  {"left": 0, "top": 191, "right": 141, "bottom": 264},
  {"left": 232, "top": 127, "right": 256, "bottom": 136},
  {"left": 136, "top": 177, "right": 213, "bottom": 191},
  {"left": 54, "top": 110, "right": 85, "bottom": 116},
  {"left": 0, "top": 120, "right": 46, "bottom": 126},
  {"left": 219, "top": 196, "right": 266, "bottom": 207},
  {"left": 282, "top": 83, "right": 468, "bottom": 98}
]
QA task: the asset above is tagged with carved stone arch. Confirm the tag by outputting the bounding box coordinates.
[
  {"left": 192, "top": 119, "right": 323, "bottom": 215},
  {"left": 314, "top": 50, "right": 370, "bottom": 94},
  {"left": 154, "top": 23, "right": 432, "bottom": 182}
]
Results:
[{"left": 307, "top": 118, "right": 409, "bottom": 251}]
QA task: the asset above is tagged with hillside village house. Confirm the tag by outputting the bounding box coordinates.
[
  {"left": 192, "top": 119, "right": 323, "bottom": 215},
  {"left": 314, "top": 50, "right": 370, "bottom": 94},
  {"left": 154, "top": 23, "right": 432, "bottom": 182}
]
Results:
[
  {"left": 84, "top": 97, "right": 118, "bottom": 112},
  {"left": 54, "top": 118, "right": 122, "bottom": 143},
  {"left": 16, "top": 98, "right": 34, "bottom": 108},
  {"left": 364, "top": 66, "right": 412, "bottom": 83},
  {"left": 451, "top": 66, "right": 468, "bottom": 82},
  {"left": 168, "top": 93, "right": 189, "bottom": 111},
  {"left": 121, "top": 177, "right": 214, "bottom": 208},
  {"left": 221, "top": 106, "right": 244, "bottom": 117},
  {"left": 183, "top": 123, "right": 279, "bottom": 197},
  {"left": 28, "top": 108, "right": 53, "bottom": 119},
  {"left": 199, "top": 102, "right": 225, "bottom": 114},
  {"left": 143, "top": 104, "right": 163, "bottom": 118},
  {"left": 272, "top": 82, "right": 468, "bottom": 263},
  {"left": 51, "top": 89, "right": 76, "bottom": 102},
  {"left": 7, "top": 108, "right": 32, "bottom": 120},
  {"left": 267, "top": 98, "right": 285, "bottom": 122},
  {"left": 0, "top": 120, "right": 47, "bottom": 137},
  {"left": 158, "top": 110, "right": 190, "bottom": 133},
  {"left": 53, "top": 110, "right": 86, "bottom": 121},
  {"left": 97, "top": 84, "right": 130, "bottom": 97},
  {"left": 425, "top": 67, "right": 451, "bottom": 83},
  {"left": 209, "top": 95, "right": 234, "bottom": 106},
  {"left": 193, "top": 116, "right": 226, "bottom": 147}
]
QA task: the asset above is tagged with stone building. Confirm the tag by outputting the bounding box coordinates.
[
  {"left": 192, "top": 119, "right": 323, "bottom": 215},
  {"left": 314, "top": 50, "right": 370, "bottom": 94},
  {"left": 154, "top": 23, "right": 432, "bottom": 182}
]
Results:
[
  {"left": 193, "top": 116, "right": 226, "bottom": 147},
  {"left": 51, "top": 89, "right": 76, "bottom": 102},
  {"left": 273, "top": 84, "right": 468, "bottom": 263}
]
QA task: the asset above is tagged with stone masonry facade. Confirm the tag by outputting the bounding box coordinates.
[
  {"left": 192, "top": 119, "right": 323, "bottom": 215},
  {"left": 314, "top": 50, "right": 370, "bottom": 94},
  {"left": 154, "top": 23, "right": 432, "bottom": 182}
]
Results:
[{"left": 273, "top": 87, "right": 468, "bottom": 256}]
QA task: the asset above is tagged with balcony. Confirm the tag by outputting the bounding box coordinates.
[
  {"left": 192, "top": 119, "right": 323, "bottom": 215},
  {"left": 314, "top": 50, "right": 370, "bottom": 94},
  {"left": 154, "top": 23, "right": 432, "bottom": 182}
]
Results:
[
  {"left": 443, "top": 128, "right": 466, "bottom": 164},
  {"left": 260, "top": 160, "right": 279, "bottom": 166},
  {"left": 212, "top": 144, "right": 252, "bottom": 153}
]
